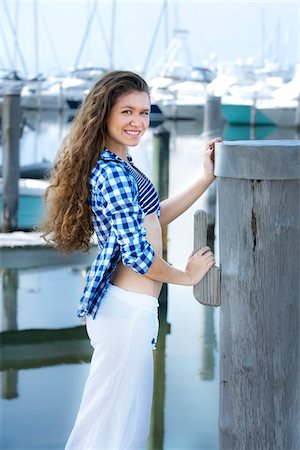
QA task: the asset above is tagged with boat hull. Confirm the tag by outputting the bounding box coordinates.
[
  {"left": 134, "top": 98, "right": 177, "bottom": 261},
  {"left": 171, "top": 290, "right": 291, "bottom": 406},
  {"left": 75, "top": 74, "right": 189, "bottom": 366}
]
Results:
[
  {"left": 221, "top": 103, "right": 299, "bottom": 127},
  {"left": 158, "top": 101, "right": 204, "bottom": 120}
]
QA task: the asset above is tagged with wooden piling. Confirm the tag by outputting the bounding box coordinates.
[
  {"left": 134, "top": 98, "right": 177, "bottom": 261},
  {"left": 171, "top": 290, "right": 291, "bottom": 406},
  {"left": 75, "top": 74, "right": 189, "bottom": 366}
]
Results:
[
  {"left": 2, "top": 90, "right": 22, "bottom": 232},
  {"left": 152, "top": 125, "right": 170, "bottom": 261},
  {"left": 149, "top": 127, "right": 171, "bottom": 448},
  {"left": 215, "top": 140, "right": 300, "bottom": 450},
  {"left": 203, "top": 95, "right": 223, "bottom": 137}
]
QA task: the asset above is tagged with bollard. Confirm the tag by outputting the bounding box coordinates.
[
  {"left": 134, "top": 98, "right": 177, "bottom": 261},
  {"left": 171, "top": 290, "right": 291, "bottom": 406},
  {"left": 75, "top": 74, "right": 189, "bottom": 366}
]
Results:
[
  {"left": 215, "top": 140, "right": 300, "bottom": 450},
  {"left": 2, "top": 89, "right": 22, "bottom": 232}
]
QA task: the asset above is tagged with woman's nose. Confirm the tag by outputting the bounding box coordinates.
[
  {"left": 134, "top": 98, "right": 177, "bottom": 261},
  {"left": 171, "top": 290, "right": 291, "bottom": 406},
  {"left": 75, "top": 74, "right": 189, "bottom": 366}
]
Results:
[{"left": 130, "top": 114, "right": 143, "bottom": 126}]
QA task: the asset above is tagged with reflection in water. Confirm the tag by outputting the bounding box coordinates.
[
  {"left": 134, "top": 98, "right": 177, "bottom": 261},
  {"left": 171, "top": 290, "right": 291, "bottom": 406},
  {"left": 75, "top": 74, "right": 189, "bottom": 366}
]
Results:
[
  {"left": 1, "top": 326, "right": 92, "bottom": 371},
  {"left": 1, "top": 370, "right": 18, "bottom": 400},
  {"left": 2, "top": 269, "right": 19, "bottom": 399},
  {"left": 149, "top": 283, "right": 170, "bottom": 450},
  {"left": 2, "top": 269, "right": 18, "bottom": 332},
  {"left": 199, "top": 308, "right": 217, "bottom": 381}
]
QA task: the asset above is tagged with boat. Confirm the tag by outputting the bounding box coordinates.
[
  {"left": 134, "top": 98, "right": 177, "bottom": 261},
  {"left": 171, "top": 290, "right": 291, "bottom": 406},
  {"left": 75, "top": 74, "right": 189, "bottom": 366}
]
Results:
[
  {"left": 21, "top": 67, "right": 107, "bottom": 111},
  {"left": 148, "top": 30, "right": 216, "bottom": 120},
  {"left": 0, "top": 69, "right": 26, "bottom": 97},
  {"left": 0, "top": 178, "right": 48, "bottom": 229},
  {"left": 152, "top": 67, "right": 216, "bottom": 120},
  {"left": 217, "top": 62, "right": 298, "bottom": 127}
]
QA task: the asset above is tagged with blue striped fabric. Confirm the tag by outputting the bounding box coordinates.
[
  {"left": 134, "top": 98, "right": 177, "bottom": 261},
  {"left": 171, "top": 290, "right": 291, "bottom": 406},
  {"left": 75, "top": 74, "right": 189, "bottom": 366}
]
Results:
[
  {"left": 77, "top": 148, "right": 159, "bottom": 319},
  {"left": 127, "top": 163, "right": 160, "bottom": 217}
]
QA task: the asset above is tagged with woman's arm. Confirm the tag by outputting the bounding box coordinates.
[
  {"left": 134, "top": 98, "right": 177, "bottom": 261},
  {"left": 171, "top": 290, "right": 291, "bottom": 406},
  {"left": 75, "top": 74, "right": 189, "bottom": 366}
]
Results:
[
  {"left": 159, "top": 174, "right": 215, "bottom": 228},
  {"left": 144, "top": 245, "right": 215, "bottom": 286},
  {"left": 159, "top": 137, "right": 223, "bottom": 228}
]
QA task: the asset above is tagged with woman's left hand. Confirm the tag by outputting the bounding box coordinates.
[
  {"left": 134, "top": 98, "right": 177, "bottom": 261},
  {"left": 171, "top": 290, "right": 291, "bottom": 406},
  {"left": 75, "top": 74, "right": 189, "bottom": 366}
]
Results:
[{"left": 203, "top": 137, "right": 223, "bottom": 179}]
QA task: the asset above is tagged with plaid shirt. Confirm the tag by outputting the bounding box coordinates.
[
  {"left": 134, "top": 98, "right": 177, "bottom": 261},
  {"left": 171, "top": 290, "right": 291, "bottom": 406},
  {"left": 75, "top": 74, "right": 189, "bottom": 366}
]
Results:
[{"left": 78, "top": 148, "right": 156, "bottom": 319}]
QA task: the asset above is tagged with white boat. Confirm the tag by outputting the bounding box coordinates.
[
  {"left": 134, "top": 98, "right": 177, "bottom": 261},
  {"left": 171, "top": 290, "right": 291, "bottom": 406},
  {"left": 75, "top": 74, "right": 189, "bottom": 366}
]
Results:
[
  {"left": 153, "top": 68, "right": 215, "bottom": 120},
  {"left": 148, "top": 30, "right": 216, "bottom": 120},
  {"left": 217, "top": 61, "right": 298, "bottom": 127},
  {"left": 21, "top": 67, "right": 107, "bottom": 111},
  {"left": 257, "top": 65, "right": 300, "bottom": 127}
]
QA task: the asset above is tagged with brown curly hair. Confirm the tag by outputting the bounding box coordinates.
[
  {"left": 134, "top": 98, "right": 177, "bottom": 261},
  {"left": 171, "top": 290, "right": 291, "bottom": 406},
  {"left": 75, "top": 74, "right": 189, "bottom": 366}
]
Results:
[{"left": 39, "top": 70, "right": 150, "bottom": 254}]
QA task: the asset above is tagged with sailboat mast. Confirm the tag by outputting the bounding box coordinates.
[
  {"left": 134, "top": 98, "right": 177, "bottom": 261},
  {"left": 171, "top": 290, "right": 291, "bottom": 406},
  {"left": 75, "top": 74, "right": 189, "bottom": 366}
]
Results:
[
  {"left": 13, "top": 0, "right": 20, "bottom": 70},
  {"left": 109, "top": 0, "right": 117, "bottom": 70},
  {"left": 164, "top": 0, "right": 169, "bottom": 61},
  {"left": 33, "top": 0, "right": 39, "bottom": 76},
  {"left": 74, "top": 1, "right": 98, "bottom": 69},
  {"left": 3, "top": 0, "right": 28, "bottom": 75},
  {"left": 142, "top": 0, "right": 168, "bottom": 76},
  {"left": 261, "top": 6, "right": 266, "bottom": 66}
]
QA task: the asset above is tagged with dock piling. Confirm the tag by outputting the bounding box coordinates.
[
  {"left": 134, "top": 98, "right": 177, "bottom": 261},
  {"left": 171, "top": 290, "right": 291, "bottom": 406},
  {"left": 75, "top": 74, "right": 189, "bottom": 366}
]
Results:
[
  {"left": 215, "top": 140, "right": 300, "bottom": 449},
  {"left": 152, "top": 125, "right": 170, "bottom": 261},
  {"left": 2, "top": 89, "right": 22, "bottom": 232},
  {"left": 203, "top": 95, "right": 223, "bottom": 136}
]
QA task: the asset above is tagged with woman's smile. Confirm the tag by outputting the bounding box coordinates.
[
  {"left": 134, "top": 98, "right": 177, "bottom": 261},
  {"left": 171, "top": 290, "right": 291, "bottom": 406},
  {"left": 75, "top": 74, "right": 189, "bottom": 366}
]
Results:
[{"left": 105, "top": 90, "right": 150, "bottom": 156}]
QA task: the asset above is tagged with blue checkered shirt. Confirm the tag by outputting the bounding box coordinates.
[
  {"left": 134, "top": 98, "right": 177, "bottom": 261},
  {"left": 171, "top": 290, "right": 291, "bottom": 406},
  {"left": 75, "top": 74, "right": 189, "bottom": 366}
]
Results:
[{"left": 77, "top": 148, "right": 156, "bottom": 318}]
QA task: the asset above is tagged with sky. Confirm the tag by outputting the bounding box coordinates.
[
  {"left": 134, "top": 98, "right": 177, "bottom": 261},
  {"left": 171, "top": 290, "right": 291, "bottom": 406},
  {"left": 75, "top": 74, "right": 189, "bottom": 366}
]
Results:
[{"left": 1, "top": 0, "right": 299, "bottom": 80}]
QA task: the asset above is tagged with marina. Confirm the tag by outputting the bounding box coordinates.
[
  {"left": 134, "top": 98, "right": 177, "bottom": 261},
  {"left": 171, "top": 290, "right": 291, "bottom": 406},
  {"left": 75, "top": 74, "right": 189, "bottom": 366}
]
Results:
[
  {"left": 1, "top": 1, "right": 299, "bottom": 449},
  {"left": 0, "top": 107, "right": 298, "bottom": 448}
]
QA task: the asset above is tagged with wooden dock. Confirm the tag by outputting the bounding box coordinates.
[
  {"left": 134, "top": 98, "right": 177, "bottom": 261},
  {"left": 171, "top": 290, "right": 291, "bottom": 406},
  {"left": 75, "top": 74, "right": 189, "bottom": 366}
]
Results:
[{"left": 0, "top": 231, "right": 98, "bottom": 269}]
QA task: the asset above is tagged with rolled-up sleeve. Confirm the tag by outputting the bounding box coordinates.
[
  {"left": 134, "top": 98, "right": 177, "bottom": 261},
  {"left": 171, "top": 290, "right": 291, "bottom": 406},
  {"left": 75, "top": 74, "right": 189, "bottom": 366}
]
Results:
[{"left": 93, "top": 165, "right": 155, "bottom": 274}]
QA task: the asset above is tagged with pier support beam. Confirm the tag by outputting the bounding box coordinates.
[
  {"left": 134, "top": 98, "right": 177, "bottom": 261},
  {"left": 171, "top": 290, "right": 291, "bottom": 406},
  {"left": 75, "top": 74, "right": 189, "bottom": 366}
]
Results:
[
  {"left": 203, "top": 95, "right": 223, "bottom": 137},
  {"left": 2, "top": 90, "right": 22, "bottom": 232},
  {"left": 215, "top": 140, "right": 300, "bottom": 450},
  {"left": 152, "top": 125, "right": 170, "bottom": 261}
]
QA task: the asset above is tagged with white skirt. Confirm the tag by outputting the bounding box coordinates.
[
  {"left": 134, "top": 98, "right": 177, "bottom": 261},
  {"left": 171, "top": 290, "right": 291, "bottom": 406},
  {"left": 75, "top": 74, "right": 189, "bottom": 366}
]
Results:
[{"left": 65, "top": 283, "right": 159, "bottom": 450}]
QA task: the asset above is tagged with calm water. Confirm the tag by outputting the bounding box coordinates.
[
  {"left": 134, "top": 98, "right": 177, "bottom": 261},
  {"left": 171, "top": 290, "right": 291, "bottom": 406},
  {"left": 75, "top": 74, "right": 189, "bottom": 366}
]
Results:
[{"left": 0, "top": 110, "right": 298, "bottom": 450}]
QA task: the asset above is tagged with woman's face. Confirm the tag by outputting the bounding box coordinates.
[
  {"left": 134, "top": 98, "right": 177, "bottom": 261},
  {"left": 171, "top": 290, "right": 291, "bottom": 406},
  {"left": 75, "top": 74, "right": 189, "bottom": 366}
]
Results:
[{"left": 105, "top": 90, "right": 151, "bottom": 152}]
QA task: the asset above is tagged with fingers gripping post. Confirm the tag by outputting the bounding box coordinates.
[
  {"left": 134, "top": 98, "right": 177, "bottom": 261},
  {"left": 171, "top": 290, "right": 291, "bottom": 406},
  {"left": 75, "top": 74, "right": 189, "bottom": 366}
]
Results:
[{"left": 193, "top": 210, "right": 221, "bottom": 306}]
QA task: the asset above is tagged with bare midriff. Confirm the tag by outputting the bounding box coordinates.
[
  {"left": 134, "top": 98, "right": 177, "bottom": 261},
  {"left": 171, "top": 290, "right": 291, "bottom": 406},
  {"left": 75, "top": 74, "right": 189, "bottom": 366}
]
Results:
[{"left": 110, "top": 211, "right": 163, "bottom": 299}]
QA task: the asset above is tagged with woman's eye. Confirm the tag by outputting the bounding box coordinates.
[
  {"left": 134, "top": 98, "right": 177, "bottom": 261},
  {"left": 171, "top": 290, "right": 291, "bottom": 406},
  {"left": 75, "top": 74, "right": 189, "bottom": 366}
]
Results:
[
  {"left": 122, "top": 110, "right": 131, "bottom": 114},
  {"left": 142, "top": 111, "right": 150, "bottom": 116}
]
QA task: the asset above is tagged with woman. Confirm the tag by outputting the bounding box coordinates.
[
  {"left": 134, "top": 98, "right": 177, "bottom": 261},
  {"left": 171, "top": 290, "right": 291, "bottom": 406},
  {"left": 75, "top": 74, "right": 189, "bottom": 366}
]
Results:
[{"left": 41, "top": 70, "right": 221, "bottom": 449}]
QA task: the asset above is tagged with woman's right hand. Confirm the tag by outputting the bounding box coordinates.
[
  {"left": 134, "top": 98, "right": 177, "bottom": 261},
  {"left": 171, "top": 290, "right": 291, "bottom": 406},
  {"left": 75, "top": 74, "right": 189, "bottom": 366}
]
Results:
[{"left": 184, "top": 246, "right": 215, "bottom": 285}]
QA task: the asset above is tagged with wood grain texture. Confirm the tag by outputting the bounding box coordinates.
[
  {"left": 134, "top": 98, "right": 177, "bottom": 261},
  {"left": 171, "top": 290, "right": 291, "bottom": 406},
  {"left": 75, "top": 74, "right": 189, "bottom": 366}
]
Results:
[
  {"left": 193, "top": 210, "right": 221, "bottom": 306},
  {"left": 218, "top": 177, "right": 300, "bottom": 450}
]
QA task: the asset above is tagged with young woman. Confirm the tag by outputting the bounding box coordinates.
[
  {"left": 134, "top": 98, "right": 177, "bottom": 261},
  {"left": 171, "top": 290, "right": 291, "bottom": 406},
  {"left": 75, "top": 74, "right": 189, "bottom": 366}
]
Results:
[{"left": 41, "top": 70, "right": 221, "bottom": 449}]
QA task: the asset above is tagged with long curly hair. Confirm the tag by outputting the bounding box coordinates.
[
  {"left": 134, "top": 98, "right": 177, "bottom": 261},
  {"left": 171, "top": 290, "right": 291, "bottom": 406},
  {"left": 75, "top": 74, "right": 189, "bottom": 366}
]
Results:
[{"left": 39, "top": 70, "right": 150, "bottom": 254}]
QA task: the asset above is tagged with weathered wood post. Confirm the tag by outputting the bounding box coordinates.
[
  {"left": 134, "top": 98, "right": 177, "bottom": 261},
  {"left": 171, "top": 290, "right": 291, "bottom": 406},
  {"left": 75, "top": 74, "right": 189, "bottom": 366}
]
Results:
[
  {"left": 152, "top": 125, "right": 170, "bottom": 261},
  {"left": 149, "top": 126, "right": 171, "bottom": 449},
  {"left": 215, "top": 140, "right": 300, "bottom": 450},
  {"left": 203, "top": 95, "right": 223, "bottom": 137},
  {"left": 2, "top": 88, "right": 22, "bottom": 232}
]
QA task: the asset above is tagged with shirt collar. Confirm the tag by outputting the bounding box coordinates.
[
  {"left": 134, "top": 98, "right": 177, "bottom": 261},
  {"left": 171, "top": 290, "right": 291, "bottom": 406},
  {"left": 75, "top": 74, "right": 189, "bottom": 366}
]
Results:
[{"left": 101, "top": 148, "right": 133, "bottom": 164}]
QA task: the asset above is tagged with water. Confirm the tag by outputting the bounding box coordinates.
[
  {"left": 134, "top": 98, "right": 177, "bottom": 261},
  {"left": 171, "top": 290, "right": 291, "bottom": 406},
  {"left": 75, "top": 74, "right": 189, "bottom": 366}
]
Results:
[{"left": 0, "top": 110, "right": 297, "bottom": 450}]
